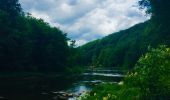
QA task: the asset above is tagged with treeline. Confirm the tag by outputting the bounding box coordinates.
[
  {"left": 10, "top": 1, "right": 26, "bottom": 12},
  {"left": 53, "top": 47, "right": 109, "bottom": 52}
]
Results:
[
  {"left": 0, "top": 0, "right": 69, "bottom": 72},
  {"left": 76, "top": 0, "right": 170, "bottom": 69}
]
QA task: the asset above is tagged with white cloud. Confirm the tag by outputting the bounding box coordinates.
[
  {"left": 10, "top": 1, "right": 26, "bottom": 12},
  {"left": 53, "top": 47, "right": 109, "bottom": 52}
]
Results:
[
  {"left": 19, "top": 0, "right": 150, "bottom": 46},
  {"left": 76, "top": 39, "right": 88, "bottom": 46}
]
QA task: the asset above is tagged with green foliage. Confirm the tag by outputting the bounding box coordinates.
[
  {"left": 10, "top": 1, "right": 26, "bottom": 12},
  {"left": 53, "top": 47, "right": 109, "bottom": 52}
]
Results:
[
  {"left": 0, "top": 0, "right": 22, "bottom": 16},
  {"left": 80, "top": 83, "right": 120, "bottom": 100},
  {"left": 125, "top": 45, "right": 170, "bottom": 99},
  {"left": 139, "top": 0, "right": 170, "bottom": 25},
  {"left": 0, "top": 0, "right": 69, "bottom": 72},
  {"left": 68, "top": 46, "right": 85, "bottom": 67},
  {"left": 78, "top": 22, "right": 149, "bottom": 68},
  {"left": 80, "top": 83, "right": 141, "bottom": 100}
]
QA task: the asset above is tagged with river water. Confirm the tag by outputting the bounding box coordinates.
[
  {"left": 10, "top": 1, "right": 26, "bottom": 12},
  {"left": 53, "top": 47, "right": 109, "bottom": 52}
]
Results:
[{"left": 0, "top": 69, "right": 125, "bottom": 100}]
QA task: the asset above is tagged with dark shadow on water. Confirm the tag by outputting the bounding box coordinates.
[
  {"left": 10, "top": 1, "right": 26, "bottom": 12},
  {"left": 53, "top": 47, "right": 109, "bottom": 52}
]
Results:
[
  {"left": 0, "top": 75, "right": 78, "bottom": 100},
  {"left": 0, "top": 70, "right": 124, "bottom": 100}
]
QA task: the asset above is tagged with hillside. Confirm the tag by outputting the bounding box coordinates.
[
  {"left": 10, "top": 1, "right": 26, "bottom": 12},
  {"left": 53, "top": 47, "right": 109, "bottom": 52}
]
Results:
[
  {"left": 0, "top": 0, "right": 69, "bottom": 71},
  {"left": 78, "top": 18, "right": 170, "bottom": 69}
]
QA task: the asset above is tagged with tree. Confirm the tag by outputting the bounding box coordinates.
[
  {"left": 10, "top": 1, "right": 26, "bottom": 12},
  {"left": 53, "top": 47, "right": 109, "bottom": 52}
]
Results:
[
  {"left": 69, "top": 40, "right": 76, "bottom": 48},
  {"left": 139, "top": 0, "right": 170, "bottom": 24},
  {"left": 0, "top": 0, "right": 22, "bottom": 16}
]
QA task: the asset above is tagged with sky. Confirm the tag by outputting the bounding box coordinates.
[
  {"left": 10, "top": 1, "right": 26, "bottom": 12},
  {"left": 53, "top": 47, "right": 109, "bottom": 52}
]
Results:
[{"left": 19, "top": 0, "right": 150, "bottom": 46}]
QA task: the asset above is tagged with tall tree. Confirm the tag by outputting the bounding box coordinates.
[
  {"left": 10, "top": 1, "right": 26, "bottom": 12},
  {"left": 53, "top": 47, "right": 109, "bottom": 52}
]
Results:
[
  {"left": 0, "top": 0, "right": 22, "bottom": 16},
  {"left": 139, "top": 0, "right": 170, "bottom": 24}
]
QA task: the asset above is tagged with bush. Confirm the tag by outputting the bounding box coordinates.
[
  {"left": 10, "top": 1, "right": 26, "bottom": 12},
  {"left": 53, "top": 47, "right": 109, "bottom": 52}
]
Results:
[
  {"left": 125, "top": 45, "right": 170, "bottom": 99},
  {"left": 79, "top": 83, "right": 121, "bottom": 100}
]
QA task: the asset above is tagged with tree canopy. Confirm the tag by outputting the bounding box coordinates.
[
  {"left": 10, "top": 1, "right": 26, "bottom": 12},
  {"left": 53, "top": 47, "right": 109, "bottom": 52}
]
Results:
[
  {"left": 139, "top": 0, "right": 170, "bottom": 24},
  {"left": 0, "top": 0, "right": 69, "bottom": 72}
]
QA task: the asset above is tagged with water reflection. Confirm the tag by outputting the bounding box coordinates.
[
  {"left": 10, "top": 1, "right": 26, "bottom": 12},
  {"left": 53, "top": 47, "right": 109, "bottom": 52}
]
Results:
[
  {"left": 83, "top": 73, "right": 124, "bottom": 77},
  {"left": 0, "top": 69, "right": 124, "bottom": 100}
]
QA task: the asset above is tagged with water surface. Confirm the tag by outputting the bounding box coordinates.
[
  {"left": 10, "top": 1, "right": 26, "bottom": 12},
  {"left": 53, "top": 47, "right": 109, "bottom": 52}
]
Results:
[{"left": 0, "top": 69, "right": 124, "bottom": 100}]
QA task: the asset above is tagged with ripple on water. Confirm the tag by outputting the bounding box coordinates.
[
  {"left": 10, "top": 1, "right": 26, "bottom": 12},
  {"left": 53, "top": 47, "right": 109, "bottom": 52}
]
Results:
[{"left": 83, "top": 73, "right": 125, "bottom": 77}]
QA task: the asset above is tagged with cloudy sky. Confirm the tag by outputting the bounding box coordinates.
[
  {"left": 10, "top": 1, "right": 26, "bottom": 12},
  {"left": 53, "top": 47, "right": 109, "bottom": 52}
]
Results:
[{"left": 19, "top": 0, "right": 150, "bottom": 46}]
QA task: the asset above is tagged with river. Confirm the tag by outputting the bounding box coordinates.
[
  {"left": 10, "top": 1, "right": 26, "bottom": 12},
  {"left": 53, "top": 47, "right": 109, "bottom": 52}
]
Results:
[{"left": 0, "top": 69, "right": 125, "bottom": 100}]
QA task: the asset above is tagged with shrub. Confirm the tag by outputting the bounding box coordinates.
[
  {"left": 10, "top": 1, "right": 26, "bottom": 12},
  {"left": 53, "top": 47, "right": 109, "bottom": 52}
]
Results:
[{"left": 125, "top": 45, "right": 170, "bottom": 99}]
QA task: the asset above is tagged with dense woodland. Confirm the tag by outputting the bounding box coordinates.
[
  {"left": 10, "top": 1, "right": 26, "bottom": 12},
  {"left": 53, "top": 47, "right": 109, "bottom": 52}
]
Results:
[{"left": 0, "top": 0, "right": 70, "bottom": 72}]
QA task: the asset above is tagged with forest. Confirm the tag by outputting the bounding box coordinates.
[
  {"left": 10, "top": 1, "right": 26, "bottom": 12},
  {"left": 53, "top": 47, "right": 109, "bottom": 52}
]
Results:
[
  {"left": 0, "top": 0, "right": 169, "bottom": 100},
  {"left": 0, "top": 0, "right": 70, "bottom": 72}
]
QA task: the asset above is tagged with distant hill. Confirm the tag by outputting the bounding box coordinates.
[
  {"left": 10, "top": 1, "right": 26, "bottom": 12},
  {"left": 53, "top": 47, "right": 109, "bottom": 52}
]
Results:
[{"left": 78, "top": 19, "right": 170, "bottom": 69}]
